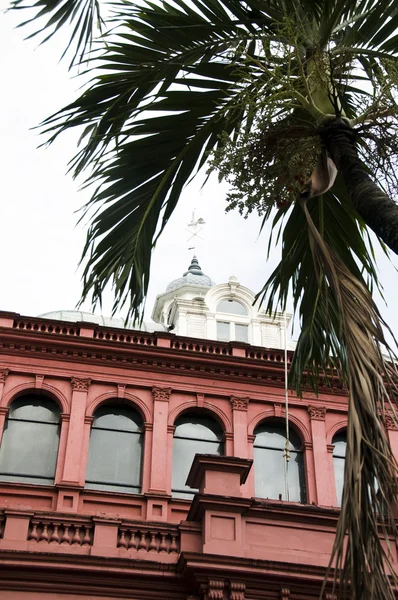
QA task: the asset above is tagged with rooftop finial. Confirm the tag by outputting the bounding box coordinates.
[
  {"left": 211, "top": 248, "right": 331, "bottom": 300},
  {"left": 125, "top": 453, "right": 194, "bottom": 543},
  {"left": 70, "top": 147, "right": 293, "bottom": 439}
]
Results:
[{"left": 184, "top": 255, "right": 203, "bottom": 276}]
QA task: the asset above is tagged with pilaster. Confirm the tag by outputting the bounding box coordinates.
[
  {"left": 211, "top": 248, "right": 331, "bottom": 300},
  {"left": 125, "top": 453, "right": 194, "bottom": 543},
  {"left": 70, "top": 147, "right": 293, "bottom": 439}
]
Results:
[
  {"left": 148, "top": 387, "right": 171, "bottom": 494},
  {"left": 307, "top": 406, "right": 334, "bottom": 506},
  {"left": 60, "top": 378, "right": 91, "bottom": 486}
]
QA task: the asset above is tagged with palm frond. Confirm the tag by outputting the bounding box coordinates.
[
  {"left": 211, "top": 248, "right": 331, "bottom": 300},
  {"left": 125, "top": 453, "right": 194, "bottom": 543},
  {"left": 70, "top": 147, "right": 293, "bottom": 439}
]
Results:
[{"left": 9, "top": 0, "right": 102, "bottom": 67}]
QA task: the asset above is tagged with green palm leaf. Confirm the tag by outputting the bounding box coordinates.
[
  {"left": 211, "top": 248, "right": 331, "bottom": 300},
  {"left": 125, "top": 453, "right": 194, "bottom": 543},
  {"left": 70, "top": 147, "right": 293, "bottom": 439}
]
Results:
[{"left": 8, "top": 0, "right": 398, "bottom": 596}]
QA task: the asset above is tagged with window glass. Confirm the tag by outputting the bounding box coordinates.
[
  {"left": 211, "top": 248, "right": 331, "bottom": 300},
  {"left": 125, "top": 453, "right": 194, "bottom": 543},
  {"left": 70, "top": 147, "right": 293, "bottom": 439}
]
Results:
[
  {"left": 93, "top": 405, "right": 142, "bottom": 431},
  {"left": 86, "top": 404, "right": 143, "bottom": 494},
  {"left": 254, "top": 422, "right": 306, "bottom": 503},
  {"left": 217, "top": 321, "right": 230, "bottom": 342},
  {"left": 333, "top": 431, "right": 347, "bottom": 506},
  {"left": 0, "top": 396, "right": 60, "bottom": 485},
  {"left": 172, "top": 414, "right": 224, "bottom": 498},
  {"left": 217, "top": 300, "right": 248, "bottom": 315},
  {"left": 9, "top": 396, "right": 60, "bottom": 422},
  {"left": 235, "top": 324, "right": 249, "bottom": 342}
]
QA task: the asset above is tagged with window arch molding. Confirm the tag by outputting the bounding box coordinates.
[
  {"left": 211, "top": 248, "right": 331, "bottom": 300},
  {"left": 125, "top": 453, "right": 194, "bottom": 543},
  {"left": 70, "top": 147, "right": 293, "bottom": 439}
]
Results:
[
  {"left": 2, "top": 383, "right": 67, "bottom": 415},
  {"left": 0, "top": 392, "right": 62, "bottom": 485},
  {"left": 168, "top": 401, "right": 232, "bottom": 434},
  {"left": 171, "top": 409, "right": 225, "bottom": 498},
  {"left": 248, "top": 410, "right": 310, "bottom": 443},
  {"left": 327, "top": 420, "right": 348, "bottom": 446},
  {"left": 205, "top": 282, "right": 257, "bottom": 318},
  {"left": 86, "top": 391, "right": 151, "bottom": 424},
  {"left": 85, "top": 400, "right": 145, "bottom": 494},
  {"left": 253, "top": 417, "right": 306, "bottom": 503}
]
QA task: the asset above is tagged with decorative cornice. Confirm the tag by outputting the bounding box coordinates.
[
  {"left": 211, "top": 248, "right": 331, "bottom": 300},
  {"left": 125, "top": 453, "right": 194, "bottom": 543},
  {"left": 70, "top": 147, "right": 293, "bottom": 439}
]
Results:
[
  {"left": 229, "top": 582, "right": 245, "bottom": 600},
  {"left": 152, "top": 387, "right": 172, "bottom": 402},
  {"left": 230, "top": 396, "right": 249, "bottom": 411},
  {"left": 71, "top": 377, "right": 91, "bottom": 392},
  {"left": 308, "top": 405, "right": 326, "bottom": 421},
  {"left": 0, "top": 369, "right": 9, "bottom": 384},
  {"left": 0, "top": 330, "right": 347, "bottom": 394}
]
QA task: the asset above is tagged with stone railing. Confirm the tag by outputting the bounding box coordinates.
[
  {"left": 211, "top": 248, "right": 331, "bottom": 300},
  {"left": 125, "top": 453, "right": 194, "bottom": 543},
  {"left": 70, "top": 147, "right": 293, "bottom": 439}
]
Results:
[
  {"left": 13, "top": 319, "right": 80, "bottom": 336},
  {"left": 117, "top": 523, "right": 180, "bottom": 554},
  {"left": 28, "top": 518, "right": 93, "bottom": 547},
  {"left": 93, "top": 329, "right": 157, "bottom": 346},
  {"left": 170, "top": 339, "right": 232, "bottom": 356},
  {"left": 245, "top": 348, "right": 292, "bottom": 363}
]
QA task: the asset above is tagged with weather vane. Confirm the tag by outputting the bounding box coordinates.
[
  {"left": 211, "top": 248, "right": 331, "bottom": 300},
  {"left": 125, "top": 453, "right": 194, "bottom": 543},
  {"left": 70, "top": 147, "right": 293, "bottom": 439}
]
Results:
[{"left": 186, "top": 209, "right": 206, "bottom": 252}]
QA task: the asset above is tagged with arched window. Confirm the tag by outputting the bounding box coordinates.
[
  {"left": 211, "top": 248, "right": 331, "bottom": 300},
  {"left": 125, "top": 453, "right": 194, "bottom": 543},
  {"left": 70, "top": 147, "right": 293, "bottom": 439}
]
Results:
[
  {"left": 216, "top": 300, "right": 249, "bottom": 343},
  {"left": 0, "top": 395, "right": 61, "bottom": 485},
  {"left": 172, "top": 413, "right": 224, "bottom": 498},
  {"left": 254, "top": 421, "right": 306, "bottom": 503},
  {"left": 85, "top": 404, "right": 143, "bottom": 494},
  {"left": 332, "top": 431, "right": 346, "bottom": 507},
  {"left": 217, "top": 299, "right": 248, "bottom": 315}
]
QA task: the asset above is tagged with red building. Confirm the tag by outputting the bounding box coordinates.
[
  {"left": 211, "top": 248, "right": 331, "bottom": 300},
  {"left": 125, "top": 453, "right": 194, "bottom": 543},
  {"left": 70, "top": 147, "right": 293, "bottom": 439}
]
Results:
[{"left": 0, "top": 261, "right": 396, "bottom": 599}]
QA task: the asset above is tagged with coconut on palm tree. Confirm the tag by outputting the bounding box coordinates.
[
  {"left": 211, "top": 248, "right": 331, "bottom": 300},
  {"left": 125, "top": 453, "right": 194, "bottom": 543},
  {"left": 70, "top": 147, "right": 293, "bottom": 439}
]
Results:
[{"left": 9, "top": 0, "right": 398, "bottom": 597}]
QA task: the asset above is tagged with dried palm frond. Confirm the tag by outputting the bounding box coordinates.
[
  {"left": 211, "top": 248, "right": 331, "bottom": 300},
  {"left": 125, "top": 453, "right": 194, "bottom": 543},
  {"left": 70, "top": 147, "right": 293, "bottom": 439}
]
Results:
[{"left": 301, "top": 198, "right": 398, "bottom": 599}]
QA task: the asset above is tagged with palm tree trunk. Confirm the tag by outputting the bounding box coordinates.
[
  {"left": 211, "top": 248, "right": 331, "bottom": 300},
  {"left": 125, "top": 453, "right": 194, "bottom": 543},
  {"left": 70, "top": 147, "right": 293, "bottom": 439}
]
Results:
[{"left": 320, "top": 118, "right": 398, "bottom": 255}]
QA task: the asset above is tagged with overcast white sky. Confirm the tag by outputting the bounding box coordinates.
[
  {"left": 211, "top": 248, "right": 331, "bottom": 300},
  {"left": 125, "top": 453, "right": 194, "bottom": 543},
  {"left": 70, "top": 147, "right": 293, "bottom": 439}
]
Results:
[{"left": 1, "top": 8, "right": 398, "bottom": 342}]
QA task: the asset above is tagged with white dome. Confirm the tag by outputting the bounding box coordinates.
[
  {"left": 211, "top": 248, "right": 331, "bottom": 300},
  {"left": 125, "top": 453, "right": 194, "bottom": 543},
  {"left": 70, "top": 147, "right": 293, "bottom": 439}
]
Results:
[{"left": 38, "top": 310, "right": 165, "bottom": 332}]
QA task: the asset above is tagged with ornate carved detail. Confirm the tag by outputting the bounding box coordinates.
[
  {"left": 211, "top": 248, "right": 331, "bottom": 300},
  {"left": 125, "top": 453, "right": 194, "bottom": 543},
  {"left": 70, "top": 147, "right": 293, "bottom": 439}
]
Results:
[
  {"left": 281, "top": 589, "right": 290, "bottom": 600},
  {"left": 384, "top": 413, "right": 398, "bottom": 430},
  {"left": 0, "top": 369, "right": 9, "bottom": 384},
  {"left": 324, "top": 594, "right": 337, "bottom": 600},
  {"left": 71, "top": 377, "right": 91, "bottom": 392},
  {"left": 230, "top": 396, "right": 249, "bottom": 411},
  {"left": 152, "top": 387, "right": 172, "bottom": 402},
  {"left": 208, "top": 580, "right": 224, "bottom": 600},
  {"left": 308, "top": 405, "right": 326, "bottom": 420},
  {"left": 117, "top": 384, "right": 126, "bottom": 399},
  {"left": 35, "top": 374, "right": 44, "bottom": 390},
  {"left": 229, "top": 582, "right": 245, "bottom": 600}
]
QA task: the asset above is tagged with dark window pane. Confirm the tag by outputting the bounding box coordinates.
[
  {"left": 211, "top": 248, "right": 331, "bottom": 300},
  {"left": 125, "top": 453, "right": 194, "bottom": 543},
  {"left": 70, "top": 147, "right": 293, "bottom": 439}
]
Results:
[
  {"left": 235, "top": 324, "right": 248, "bottom": 342},
  {"left": 86, "top": 428, "right": 143, "bottom": 492},
  {"left": 174, "top": 416, "right": 223, "bottom": 442},
  {"left": 254, "top": 423, "right": 302, "bottom": 451},
  {"left": 93, "top": 405, "right": 143, "bottom": 431},
  {"left": 254, "top": 422, "right": 306, "bottom": 503},
  {"left": 333, "top": 432, "right": 347, "bottom": 458},
  {"left": 0, "top": 420, "right": 59, "bottom": 484},
  {"left": 254, "top": 447, "right": 305, "bottom": 502},
  {"left": 217, "top": 300, "right": 248, "bottom": 315},
  {"left": 9, "top": 397, "right": 60, "bottom": 423},
  {"left": 172, "top": 437, "right": 223, "bottom": 497},
  {"left": 217, "top": 321, "right": 230, "bottom": 342},
  {"left": 332, "top": 432, "right": 346, "bottom": 506},
  {"left": 334, "top": 456, "right": 345, "bottom": 507}
]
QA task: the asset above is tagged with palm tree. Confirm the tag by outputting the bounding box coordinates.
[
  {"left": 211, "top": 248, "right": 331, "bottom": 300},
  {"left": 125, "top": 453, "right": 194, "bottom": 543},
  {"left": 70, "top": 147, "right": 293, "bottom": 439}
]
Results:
[{"left": 9, "top": 0, "right": 398, "bottom": 597}]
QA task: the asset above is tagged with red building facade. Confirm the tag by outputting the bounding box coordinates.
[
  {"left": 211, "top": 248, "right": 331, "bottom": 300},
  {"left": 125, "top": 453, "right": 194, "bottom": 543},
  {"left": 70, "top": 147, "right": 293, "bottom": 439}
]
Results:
[{"left": 0, "top": 305, "right": 397, "bottom": 599}]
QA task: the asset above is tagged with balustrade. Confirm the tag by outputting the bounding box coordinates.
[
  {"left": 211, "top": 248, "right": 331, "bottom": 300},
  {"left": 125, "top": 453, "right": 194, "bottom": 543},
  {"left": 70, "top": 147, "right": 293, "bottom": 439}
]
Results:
[{"left": 117, "top": 525, "right": 179, "bottom": 554}]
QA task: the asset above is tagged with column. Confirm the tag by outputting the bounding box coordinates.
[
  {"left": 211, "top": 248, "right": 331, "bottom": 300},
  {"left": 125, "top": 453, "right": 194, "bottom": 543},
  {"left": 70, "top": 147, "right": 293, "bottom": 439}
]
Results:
[
  {"left": 60, "top": 377, "right": 91, "bottom": 486},
  {"left": 308, "top": 405, "right": 335, "bottom": 506},
  {"left": 230, "top": 396, "right": 252, "bottom": 497},
  {"left": 148, "top": 387, "right": 171, "bottom": 494},
  {"left": 0, "top": 369, "right": 10, "bottom": 444}
]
